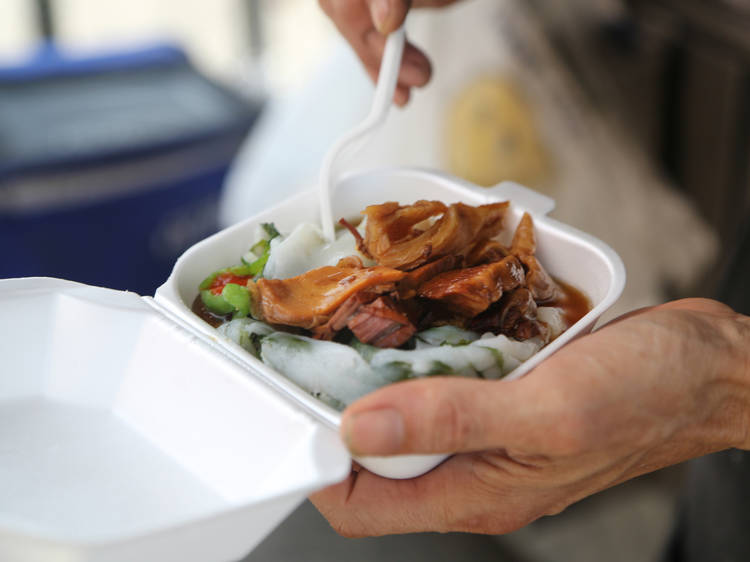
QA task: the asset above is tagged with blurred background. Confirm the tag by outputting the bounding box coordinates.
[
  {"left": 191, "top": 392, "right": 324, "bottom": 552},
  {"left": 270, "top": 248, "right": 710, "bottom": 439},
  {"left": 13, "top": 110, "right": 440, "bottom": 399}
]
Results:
[
  {"left": 1, "top": 0, "right": 749, "bottom": 560},
  {"left": 0, "top": 0, "right": 334, "bottom": 295}
]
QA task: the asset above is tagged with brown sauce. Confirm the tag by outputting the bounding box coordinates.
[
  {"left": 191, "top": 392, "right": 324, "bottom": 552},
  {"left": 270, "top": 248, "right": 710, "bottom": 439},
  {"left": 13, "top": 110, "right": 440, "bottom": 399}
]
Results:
[
  {"left": 191, "top": 294, "right": 231, "bottom": 328},
  {"left": 551, "top": 278, "right": 592, "bottom": 328}
]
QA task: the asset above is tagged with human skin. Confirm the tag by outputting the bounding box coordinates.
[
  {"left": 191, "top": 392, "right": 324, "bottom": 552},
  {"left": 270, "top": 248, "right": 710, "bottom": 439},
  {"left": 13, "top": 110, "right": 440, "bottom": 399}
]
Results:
[
  {"left": 318, "top": 0, "right": 462, "bottom": 105},
  {"left": 310, "top": 299, "right": 750, "bottom": 536}
]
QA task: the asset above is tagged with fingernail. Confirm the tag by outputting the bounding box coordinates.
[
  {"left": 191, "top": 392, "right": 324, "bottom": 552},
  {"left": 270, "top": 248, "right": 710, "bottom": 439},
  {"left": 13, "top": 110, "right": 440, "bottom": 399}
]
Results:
[
  {"left": 370, "top": 0, "right": 391, "bottom": 33},
  {"left": 343, "top": 408, "right": 405, "bottom": 455}
]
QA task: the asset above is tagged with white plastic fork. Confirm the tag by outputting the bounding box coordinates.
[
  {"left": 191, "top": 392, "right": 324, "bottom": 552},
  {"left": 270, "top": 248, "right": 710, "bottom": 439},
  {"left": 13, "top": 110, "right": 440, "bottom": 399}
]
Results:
[{"left": 318, "top": 26, "right": 406, "bottom": 241}]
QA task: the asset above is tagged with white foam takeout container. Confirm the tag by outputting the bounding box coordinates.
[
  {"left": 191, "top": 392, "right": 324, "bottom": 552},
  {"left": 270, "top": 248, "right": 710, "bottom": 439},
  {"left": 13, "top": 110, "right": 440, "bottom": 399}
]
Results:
[{"left": 0, "top": 168, "right": 624, "bottom": 562}]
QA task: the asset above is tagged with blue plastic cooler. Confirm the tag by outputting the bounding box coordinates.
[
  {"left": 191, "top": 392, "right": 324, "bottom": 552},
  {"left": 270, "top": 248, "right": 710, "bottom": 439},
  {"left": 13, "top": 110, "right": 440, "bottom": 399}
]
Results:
[{"left": 0, "top": 44, "right": 261, "bottom": 295}]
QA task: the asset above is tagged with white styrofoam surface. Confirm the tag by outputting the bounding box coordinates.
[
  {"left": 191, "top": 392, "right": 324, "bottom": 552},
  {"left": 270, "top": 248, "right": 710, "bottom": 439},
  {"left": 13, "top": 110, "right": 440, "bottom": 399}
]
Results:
[
  {"left": 156, "top": 167, "right": 626, "bottom": 479},
  {"left": 0, "top": 278, "right": 350, "bottom": 562}
]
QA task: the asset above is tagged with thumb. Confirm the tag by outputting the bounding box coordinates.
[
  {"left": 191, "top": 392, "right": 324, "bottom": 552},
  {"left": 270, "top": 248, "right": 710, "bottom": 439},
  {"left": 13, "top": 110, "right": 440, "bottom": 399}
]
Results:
[
  {"left": 341, "top": 376, "right": 530, "bottom": 456},
  {"left": 368, "top": 0, "right": 411, "bottom": 34}
]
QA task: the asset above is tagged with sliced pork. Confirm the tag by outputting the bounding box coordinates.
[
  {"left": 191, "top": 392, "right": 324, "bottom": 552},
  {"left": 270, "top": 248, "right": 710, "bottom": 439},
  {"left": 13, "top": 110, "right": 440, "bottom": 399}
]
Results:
[
  {"left": 347, "top": 296, "right": 416, "bottom": 348},
  {"left": 417, "top": 255, "right": 525, "bottom": 317},
  {"left": 256, "top": 266, "right": 404, "bottom": 330},
  {"left": 510, "top": 212, "right": 560, "bottom": 304},
  {"left": 362, "top": 200, "right": 509, "bottom": 270},
  {"left": 469, "top": 287, "right": 543, "bottom": 341},
  {"left": 397, "top": 255, "right": 458, "bottom": 299}
]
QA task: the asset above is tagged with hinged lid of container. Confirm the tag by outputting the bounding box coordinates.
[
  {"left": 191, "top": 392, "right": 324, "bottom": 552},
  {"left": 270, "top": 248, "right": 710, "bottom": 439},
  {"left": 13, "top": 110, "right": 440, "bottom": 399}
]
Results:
[{"left": 0, "top": 277, "right": 350, "bottom": 562}]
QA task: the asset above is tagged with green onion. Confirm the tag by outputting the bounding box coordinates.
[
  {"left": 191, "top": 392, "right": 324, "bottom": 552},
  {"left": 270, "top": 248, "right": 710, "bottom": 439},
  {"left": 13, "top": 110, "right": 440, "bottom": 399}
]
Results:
[{"left": 221, "top": 283, "right": 251, "bottom": 318}]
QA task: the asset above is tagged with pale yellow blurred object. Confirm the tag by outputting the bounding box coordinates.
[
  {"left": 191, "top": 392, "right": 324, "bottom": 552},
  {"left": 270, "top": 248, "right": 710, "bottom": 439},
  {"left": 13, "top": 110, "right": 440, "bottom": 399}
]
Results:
[{"left": 446, "top": 76, "right": 551, "bottom": 188}]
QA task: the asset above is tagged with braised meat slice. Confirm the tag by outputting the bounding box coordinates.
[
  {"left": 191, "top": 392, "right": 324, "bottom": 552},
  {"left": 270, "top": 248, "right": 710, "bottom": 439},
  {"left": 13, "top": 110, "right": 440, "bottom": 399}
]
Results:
[
  {"left": 510, "top": 212, "right": 560, "bottom": 304},
  {"left": 498, "top": 288, "right": 538, "bottom": 336},
  {"left": 336, "top": 255, "right": 364, "bottom": 269},
  {"left": 510, "top": 212, "right": 537, "bottom": 256},
  {"left": 465, "top": 239, "right": 510, "bottom": 266},
  {"left": 312, "top": 293, "right": 416, "bottom": 347},
  {"left": 521, "top": 255, "right": 560, "bottom": 304},
  {"left": 311, "top": 291, "right": 378, "bottom": 340},
  {"left": 347, "top": 296, "right": 416, "bottom": 348},
  {"left": 397, "top": 255, "right": 458, "bottom": 299},
  {"left": 365, "top": 200, "right": 447, "bottom": 242},
  {"left": 417, "top": 255, "right": 525, "bottom": 317},
  {"left": 256, "top": 266, "right": 405, "bottom": 330},
  {"left": 469, "top": 287, "right": 543, "bottom": 341},
  {"left": 362, "top": 200, "right": 509, "bottom": 270}
]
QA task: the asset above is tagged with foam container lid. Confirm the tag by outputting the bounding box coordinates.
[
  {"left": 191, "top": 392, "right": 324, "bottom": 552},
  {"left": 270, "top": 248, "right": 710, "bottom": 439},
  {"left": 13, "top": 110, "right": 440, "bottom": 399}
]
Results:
[
  {"left": 0, "top": 168, "right": 625, "bottom": 562},
  {"left": 0, "top": 279, "right": 349, "bottom": 562}
]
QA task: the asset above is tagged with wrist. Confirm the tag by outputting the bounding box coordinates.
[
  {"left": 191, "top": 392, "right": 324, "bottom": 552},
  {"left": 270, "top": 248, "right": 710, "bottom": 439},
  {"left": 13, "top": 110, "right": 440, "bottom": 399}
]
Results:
[
  {"left": 658, "top": 299, "right": 750, "bottom": 451},
  {"left": 722, "top": 310, "right": 750, "bottom": 449},
  {"left": 698, "top": 305, "right": 750, "bottom": 451}
]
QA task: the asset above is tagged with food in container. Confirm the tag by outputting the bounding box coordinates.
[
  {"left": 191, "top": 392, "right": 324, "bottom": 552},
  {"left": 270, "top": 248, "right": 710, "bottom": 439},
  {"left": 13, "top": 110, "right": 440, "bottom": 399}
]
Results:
[
  {"left": 190, "top": 197, "right": 591, "bottom": 412},
  {"left": 155, "top": 167, "right": 626, "bottom": 479}
]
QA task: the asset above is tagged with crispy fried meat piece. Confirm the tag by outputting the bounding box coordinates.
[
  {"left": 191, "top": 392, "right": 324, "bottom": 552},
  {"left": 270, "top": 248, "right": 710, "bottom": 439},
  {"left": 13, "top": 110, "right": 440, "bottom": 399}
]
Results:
[
  {"left": 510, "top": 212, "right": 561, "bottom": 304},
  {"left": 417, "top": 255, "right": 525, "bottom": 317},
  {"left": 256, "top": 266, "right": 404, "bottom": 330},
  {"left": 362, "top": 200, "right": 509, "bottom": 270},
  {"left": 347, "top": 296, "right": 416, "bottom": 348}
]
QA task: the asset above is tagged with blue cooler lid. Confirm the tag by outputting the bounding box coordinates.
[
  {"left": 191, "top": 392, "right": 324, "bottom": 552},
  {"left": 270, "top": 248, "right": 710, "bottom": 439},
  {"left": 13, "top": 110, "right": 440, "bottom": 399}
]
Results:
[
  {"left": 0, "top": 43, "right": 261, "bottom": 181},
  {"left": 0, "top": 43, "right": 263, "bottom": 294}
]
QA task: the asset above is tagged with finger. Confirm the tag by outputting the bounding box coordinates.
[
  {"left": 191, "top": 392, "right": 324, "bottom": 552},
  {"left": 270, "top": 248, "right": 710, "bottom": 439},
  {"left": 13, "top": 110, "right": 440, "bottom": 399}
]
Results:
[
  {"left": 413, "top": 0, "right": 464, "bottom": 6},
  {"left": 366, "top": 0, "right": 411, "bottom": 34},
  {"left": 363, "top": 43, "right": 430, "bottom": 106},
  {"left": 310, "top": 458, "right": 464, "bottom": 536},
  {"left": 310, "top": 453, "right": 537, "bottom": 536},
  {"left": 320, "top": 1, "right": 386, "bottom": 74},
  {"left": 364, "top": 65, "right": 411, "bottom": 105},
  {"left": 322, "top": 1, "right": 412, "bottom": 71},
  {"left": 362, "top": 36, "right": 431, "bottom": 86},
  {"left": 340, "top": 376, "right": 547, "bottom": 456},
  {"left": 394, "top": 85, "right": 410, "bottom": 106},
  {"left": 400, "top": 42, "right": 432, "bottom": 87},
  {"left": 321, "top": 1, "right": 432, "bottom": 91}
]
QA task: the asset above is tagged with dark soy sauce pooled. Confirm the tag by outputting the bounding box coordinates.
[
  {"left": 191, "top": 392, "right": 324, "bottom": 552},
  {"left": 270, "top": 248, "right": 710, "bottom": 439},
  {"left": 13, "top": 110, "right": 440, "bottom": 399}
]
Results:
[{"left": 551, "top": 278, "right": 592, "bottom": 328}]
